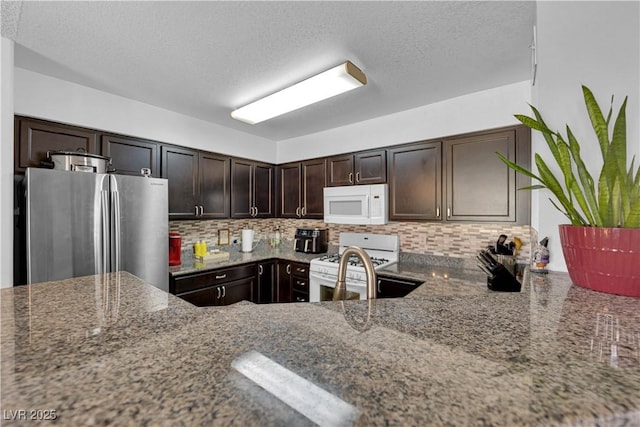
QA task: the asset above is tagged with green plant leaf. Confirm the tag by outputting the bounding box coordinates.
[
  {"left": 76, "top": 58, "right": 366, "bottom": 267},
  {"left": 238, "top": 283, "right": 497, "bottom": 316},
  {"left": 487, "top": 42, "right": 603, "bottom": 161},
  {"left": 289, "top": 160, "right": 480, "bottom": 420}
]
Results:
[
  {"left": 566, "top": 125, "right": 602, "bottom": 225},
  {"left": 612, "top": 97, "right": 630, "bottom": 220},
  {"left": 624, "top": 195, "right": 640, "bottom": 227},
  {"left": 519, "top": 185, "right": 546, "bottom": 190},
  {"left": 582, "top": 85, "right": 610, "bottom": 158},
  {"left": 548, "top": 198, "right": 579, "bottom": 224},
  {"left": 536, "top": 154, "right": 586, "bottom": 224},
  {"left": 496, "top": 152, "right": 541, "bottom": 181}
]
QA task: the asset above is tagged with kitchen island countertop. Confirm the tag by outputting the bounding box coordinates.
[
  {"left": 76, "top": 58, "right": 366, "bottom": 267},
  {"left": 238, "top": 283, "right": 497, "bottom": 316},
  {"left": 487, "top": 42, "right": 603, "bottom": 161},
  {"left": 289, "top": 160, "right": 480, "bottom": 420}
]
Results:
[{"left": 1, "top": 267, "right": 639, "bottom": 426}]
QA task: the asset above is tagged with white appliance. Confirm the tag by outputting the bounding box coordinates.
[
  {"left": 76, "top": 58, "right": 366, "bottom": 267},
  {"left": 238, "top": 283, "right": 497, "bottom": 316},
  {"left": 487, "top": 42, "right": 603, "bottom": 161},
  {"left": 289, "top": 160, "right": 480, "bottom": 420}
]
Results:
[
  {"left": 323, "top": 184, "right": 388, "bottom": 225},
  {"left": 309, "top": 233, "right": 399, "bottom": 302}
]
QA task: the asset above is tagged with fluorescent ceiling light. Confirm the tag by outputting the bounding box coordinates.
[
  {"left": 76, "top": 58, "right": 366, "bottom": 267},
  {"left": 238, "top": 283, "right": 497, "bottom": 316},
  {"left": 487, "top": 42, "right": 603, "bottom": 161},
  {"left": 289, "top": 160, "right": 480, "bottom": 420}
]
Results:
[{"left": 231, "top": 61, "right": 367, "bottom": 124}]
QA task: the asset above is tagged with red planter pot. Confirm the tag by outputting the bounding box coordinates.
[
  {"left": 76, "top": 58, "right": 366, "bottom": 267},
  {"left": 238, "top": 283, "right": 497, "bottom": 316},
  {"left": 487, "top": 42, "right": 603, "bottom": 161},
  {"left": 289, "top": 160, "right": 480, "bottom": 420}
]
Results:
[{"left": 559, "top": 225, "right": 640, "bottom": 297}]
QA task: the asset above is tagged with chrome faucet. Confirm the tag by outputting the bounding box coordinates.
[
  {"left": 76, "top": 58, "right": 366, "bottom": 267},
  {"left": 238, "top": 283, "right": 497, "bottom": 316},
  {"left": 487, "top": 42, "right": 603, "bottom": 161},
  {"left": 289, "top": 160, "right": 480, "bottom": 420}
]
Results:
[{"left": 332, "top": 246, "right": 377, "bottom": 301}]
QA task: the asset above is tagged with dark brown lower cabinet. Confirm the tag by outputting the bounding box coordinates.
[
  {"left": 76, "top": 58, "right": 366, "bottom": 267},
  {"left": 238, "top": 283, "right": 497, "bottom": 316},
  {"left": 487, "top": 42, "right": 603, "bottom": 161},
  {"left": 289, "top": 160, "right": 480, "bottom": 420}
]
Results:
[
  {"left": 170, "top": 264, "right": 256, "bottom": 307},
  {"left": 276, "top": 261, "right": 293, "bottom": 303},
  {"left": 291, "top": 262, "right": 309, "bottom": 302},
  {"left": 275, "top": 260, "right": 310, "bottom": 303},
  {"left": 256, "top": 261, "right": 276, "bottom": 304},
  {"left": 376, "top": 275, "right": 423, "bottom": 298}
]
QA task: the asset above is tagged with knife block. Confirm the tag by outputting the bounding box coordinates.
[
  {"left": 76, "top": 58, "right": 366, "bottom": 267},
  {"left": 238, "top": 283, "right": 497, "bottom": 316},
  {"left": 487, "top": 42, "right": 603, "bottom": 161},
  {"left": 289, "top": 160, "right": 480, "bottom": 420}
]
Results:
[{"left": 487, "top": 263, "right": 522, "bottom": 292}]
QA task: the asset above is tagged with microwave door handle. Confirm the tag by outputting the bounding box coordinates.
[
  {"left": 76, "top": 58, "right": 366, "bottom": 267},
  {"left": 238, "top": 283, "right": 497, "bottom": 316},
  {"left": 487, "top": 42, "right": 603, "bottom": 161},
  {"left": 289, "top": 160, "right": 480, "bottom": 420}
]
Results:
[{"left": 366, "top": 195, "right": 370, "bottom": 218}]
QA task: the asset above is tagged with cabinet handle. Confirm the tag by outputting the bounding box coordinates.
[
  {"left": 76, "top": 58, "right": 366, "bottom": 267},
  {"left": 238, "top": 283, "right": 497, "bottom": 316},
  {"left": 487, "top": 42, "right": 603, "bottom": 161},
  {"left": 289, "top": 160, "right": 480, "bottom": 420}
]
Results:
[
  {"left": 216, "top": 274, "right": 227, "bottom": 279},
  {"left": 377, "top": 279, "right": 382, "bottom": 293},
  {"left": 301, "top": 206, "right": 306, "bottom": 216},
  {"left": 286, "top": 264, "right": 291, "bottom": 274},
  {"left": 216, "top": 287, "right": 221, "bottom": 299},
  {"left": 436, "top": 206, "right": 440, "bottom": 218},
  {"left": 356, "top": 172, "right": 360, "bottom": 183},
  {"left": 447, "top": 207, "right": 451, "bottom": 218},
  {"left": 297, "top": 268, "right": 306, "bottom": 273},
  {"left": 258, "top": 265, "right": 263, "bottom": 275},
  {"left": 194, "top": 206, "right": 199, "bottom": 216},
  {"left": 253, "top": 206, "right": 258, "bottom": 217},
  {"left": 296, "top": 296, "right": 305, "bottom": 302},
  {"left": 200, "top": 206, "right": 204, "bottom": 216},
  {"left": 221, "top": 286, "right": 226, "bottom": 298},
  {"left": 348, "top": 172, "right": 354, "bottom": 184},
  {"left": 296, "top": 207, "right": 301, "bottom": 217}
]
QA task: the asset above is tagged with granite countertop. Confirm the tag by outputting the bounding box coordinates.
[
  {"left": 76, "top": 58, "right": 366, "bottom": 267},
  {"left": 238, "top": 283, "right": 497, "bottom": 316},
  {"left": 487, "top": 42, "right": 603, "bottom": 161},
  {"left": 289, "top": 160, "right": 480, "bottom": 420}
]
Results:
[
  {"left": 169, "top": 241, "right": 324, "bottom": 276},
  {"left": 2, "top": 266, "right": 639, "bottom": 426}
]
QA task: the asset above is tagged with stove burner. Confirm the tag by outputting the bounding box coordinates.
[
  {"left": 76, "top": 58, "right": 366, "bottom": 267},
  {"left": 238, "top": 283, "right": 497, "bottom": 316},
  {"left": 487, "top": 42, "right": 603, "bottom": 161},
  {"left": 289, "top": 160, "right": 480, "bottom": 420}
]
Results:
[{"left": 317, "top": 254, "right": 390, "bottom": 267}]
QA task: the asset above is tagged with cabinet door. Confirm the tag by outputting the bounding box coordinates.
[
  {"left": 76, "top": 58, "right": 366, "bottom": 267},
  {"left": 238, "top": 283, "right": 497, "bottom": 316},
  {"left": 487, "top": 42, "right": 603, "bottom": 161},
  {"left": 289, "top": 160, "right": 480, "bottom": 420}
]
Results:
[
  {"left": 445, "top": 130, "right": 516, "bottom": 222},
  {"left": 354, "top": 149, "right": 386, "bottom": 184},
  {"left": 327, "top": 154, "right": 354, "bottom": 186},
  {"left": 200, "top": 153, "right": 230, "bottom": 218},
  {"left": 253, "top": 162, "right": 275, "bottom": 218},
  {"left": 101, "top": 135, "right": 159, "bottom": 177},
  {"left": 220, "top": 277, "right": 254, "bottom": 306},
  {"left": 162, "top": 146, "right": 199, "bottom": 219},
  {"left": 177, "top": 287, "right": 217, "bottom": 307},
  {"left": 231, "top": 159, "right": 253, "bottom": 218},
  {"left": 276, "top": 261, "right": 292, "bottom": 303},
  {"left": 15, "top": 117, "right": 98, "bottom": 173},
  {"left": 256, "top": 261, "right": 275, "bottom": 303},
  {"left": 388, "top": 142, "right": 442, "bottom": 221},
  {"left": 278, "top": 163, "right": 301, "bottom": 218},
  {"left": 301, "top": 158, "right": 326, "bottom": 218}
]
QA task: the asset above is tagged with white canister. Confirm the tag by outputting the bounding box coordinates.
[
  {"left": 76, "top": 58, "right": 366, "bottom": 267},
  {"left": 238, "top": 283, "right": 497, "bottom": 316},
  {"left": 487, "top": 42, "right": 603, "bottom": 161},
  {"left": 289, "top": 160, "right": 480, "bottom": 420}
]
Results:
[{"left": 241, "top": 229, "right": 255, "bottom": 252}]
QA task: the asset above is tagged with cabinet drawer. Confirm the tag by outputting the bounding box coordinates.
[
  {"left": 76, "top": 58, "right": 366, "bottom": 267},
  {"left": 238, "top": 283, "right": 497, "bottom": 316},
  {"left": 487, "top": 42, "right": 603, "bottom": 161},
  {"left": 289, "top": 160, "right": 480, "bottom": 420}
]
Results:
[
  {"left": 292, "top": 263, "right": 308, "bottom": 277},
  {"left": 292, "top": 277, "right": 308, "bottom": 293},
  {"left": 171, "top": 264, "right": 256, "bottom": 294},
  {"left": 292, "top": 290, "right": 309, "bottom": 303}
]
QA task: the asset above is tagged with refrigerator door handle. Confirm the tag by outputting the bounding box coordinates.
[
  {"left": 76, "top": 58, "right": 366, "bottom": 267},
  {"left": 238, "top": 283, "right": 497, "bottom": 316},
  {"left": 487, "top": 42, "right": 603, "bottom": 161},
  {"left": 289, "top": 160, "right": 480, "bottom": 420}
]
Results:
[
  {"left": 101, "top": 191, "right": 110, "bottom": 274},
  {"left": 112, "top": 190, "right": 121, "bottom": 273}
]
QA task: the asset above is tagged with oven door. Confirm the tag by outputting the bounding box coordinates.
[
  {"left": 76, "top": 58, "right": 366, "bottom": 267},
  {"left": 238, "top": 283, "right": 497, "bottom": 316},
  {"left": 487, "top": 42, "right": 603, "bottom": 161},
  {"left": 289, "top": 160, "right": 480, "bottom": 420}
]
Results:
[{"left": 309, "top": 270, "right": 366, "bottom": 302}]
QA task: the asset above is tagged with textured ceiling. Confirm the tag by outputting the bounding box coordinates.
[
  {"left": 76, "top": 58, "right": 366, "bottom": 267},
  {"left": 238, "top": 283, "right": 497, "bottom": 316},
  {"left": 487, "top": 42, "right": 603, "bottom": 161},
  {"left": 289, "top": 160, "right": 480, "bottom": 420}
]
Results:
[{"left": 10, "top": 1, "right": 535, "bottom": 141}]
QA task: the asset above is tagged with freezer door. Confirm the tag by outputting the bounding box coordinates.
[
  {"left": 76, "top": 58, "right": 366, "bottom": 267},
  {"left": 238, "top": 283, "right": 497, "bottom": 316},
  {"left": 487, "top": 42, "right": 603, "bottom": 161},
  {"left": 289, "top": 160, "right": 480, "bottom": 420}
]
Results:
[
  {"left": 111, "top": 174, "right": 169, "bottom": 291},
  {"left": 26, "top": 168, "right": 108, "bottom": 284}
]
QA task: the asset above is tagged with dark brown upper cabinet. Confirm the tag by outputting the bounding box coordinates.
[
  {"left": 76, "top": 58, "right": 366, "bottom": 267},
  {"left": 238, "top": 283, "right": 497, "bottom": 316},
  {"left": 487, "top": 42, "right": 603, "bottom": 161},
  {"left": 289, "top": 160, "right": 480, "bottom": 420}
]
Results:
[
  {"left": 199, "top": 152, "right": 231, "bottom": 219},
  {"left": 231, "top": 159, "right": 275, "bottom": 218},
  {"left": 161, "top": 145, "right": 230, "bottom": 219},
  {"left": 444, "top": 127, "right": 530, "bottom": 224},
  {"left": 101, "top": 134, "right": 159, "bottom": 177},
  {"left": 326, "top": 149, "right": 386, "bottom": 186},
  {"left": 278, "top": 158, "right": 326, "bottom": 219},
  {"left": 15, "top": 116, "right": 98, "bottom": 173},
  {"left": 387, "top": 142, "right": 442, "bottom": 221}
]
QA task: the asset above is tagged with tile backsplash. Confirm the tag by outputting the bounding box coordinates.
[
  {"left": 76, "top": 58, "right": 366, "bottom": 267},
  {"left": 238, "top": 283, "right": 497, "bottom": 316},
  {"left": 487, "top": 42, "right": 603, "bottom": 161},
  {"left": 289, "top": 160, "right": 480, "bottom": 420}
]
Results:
[{"left": 170, "top": 219, "right": 532, "bottom": 263}]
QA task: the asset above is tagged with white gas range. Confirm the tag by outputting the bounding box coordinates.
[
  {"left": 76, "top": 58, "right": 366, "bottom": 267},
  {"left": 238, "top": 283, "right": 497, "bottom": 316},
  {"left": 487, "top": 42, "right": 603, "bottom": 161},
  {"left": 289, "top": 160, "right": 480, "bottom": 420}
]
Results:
[{"left": 309, "top": 233, "right": 399, "bottom": 302}]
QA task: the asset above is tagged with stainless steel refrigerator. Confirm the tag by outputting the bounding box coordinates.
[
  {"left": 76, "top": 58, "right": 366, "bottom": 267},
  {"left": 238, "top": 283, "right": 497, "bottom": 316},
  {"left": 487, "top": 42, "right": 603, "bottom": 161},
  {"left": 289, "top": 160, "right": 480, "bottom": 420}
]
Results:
[{"left": 26, "top": 168, "right": 169, "bottom": 291}]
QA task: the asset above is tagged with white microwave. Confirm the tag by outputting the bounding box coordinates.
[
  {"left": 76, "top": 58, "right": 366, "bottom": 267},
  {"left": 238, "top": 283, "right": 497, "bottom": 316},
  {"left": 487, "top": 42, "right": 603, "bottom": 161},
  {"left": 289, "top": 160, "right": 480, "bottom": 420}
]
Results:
[{"left": 323, "top": 184, "right": 388, "bottom": 225}]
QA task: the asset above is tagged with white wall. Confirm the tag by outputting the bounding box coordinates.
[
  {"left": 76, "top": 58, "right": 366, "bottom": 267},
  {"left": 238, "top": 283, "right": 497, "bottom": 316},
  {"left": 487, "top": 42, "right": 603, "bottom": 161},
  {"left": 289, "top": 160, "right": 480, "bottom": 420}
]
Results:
[
  {"left": 0, "top": 38, "right": 15, "bottom": 288},
  {"left": 14, "top": 68, "right": 277, "bottom": 163},
  {"left": 533, "top": 1, "right": 640, "bottom": 271},
  {"left": 276, "top": 81, "right": 531, "bottom": 163}
]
